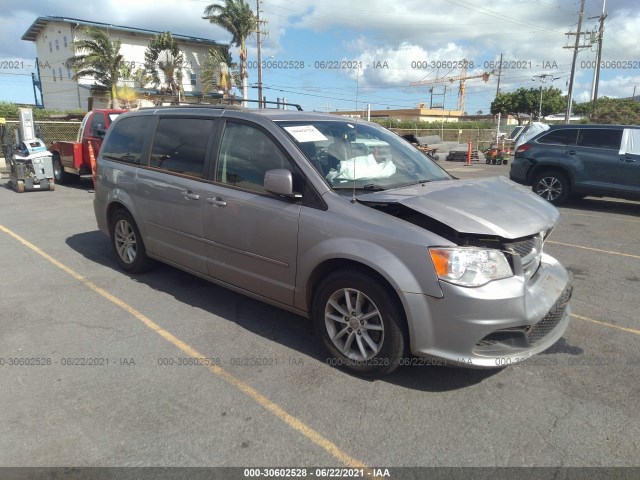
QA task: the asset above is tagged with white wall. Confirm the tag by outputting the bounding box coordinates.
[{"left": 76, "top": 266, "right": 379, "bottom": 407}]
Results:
[
  {"left": 33, "top": 20, "right": 220, "bottom": 110},
  {"left": 35, "top": 21, "right": 84, "bottom": 110}
]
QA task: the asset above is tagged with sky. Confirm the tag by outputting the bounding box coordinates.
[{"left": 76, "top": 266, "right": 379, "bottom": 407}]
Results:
[{"left": 1, "top": 0, "right": 640, "bottom": 114}]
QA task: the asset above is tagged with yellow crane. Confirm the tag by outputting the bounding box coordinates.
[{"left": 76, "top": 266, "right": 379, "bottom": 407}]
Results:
[{"left": 410, "top": 62, "right": 493, "bottom": 112}]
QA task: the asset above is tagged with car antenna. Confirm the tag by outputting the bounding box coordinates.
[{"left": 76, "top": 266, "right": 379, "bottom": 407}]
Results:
[
  {"left": 351, "top": 67, "right": 361, "bottom": 204},
  {"left": 351, "top": 121, "right": 359, "bottom": 203}
]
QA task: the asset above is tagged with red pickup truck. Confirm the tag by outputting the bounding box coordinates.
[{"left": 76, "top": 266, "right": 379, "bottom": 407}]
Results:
[{"left": 50, "top": 109, "right": 126, "bottom": 183}]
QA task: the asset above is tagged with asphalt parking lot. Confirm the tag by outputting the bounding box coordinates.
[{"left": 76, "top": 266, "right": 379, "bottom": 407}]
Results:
[{"left": 1, "top": 159, "right": 639, "bottom": 473}]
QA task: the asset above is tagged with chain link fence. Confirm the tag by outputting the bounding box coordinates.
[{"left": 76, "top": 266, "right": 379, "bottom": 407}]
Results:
[
  {"left": 390, "top": 128, "right": 500, "bottom": 150},
  {"left": 1, "top": 121, "right": 509, "bottom": 170},
  {"left": 1, "top": 121, "right": 82, "bottom": 164}
]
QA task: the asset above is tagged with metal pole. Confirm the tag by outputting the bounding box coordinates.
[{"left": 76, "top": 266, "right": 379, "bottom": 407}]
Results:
[
  {"left": 591, "top": 0, "right": 607, "bottom": 114},
  {"left": 31, "top": 73, "right": 38, "bottom": 107},
  {"left": 565, "top": 0, "right": 586, "bottom": 124},
  {"left": 538, "top": 84, "right": 543, "bottom": 120},
  {"left": 533, "top": 74, "right": 556, "bottom": 120},
  {"left": 256, "top": 0, "right": 263, "bottom": 108},
  {"left": 496, "top": 53, "right": 503, "bottom": 96}
]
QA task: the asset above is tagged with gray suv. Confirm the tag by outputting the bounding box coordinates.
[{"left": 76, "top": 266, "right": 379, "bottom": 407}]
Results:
[
  {"left": 94, "top": 106, "right": 572, "bottom": 376},
  {"left": 510, "top": 124, "right": 640, "bottom": 205}
]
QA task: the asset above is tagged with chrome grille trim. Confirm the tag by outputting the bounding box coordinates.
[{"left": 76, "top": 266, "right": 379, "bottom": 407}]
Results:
[{"left": 504, "top": 233, "right": 543, "bottom": 282}]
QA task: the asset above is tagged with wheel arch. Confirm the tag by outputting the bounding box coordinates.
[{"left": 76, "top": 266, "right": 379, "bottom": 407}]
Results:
[
  {"left": 527, "top": 163, "right": 574, "bottom": 187},
  {"left": 306, "top": 258, "right": 410, "bottom": 339},
  {"left": 106, "top": 201, "right": 130, "bottom": 228}
]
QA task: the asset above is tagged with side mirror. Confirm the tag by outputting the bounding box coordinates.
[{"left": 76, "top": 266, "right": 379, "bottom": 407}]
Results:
[
  {"left": 96, "top": 128, "right": 107, "bottom": 138},
  {"left": 264, "top": 169, "right": 302, "bottom": 199}
]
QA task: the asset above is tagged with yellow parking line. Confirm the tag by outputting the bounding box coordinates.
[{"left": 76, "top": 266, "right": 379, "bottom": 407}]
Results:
[
  {"left": 564, "top": 212, "right": 640, "bottom": 224},
  {"left": 0, "top": 224, "right": 368, "bottom": 470},
  {"left": 547, "top": 240, "right": 640, "bottom": 260},
  {"left": 571, "top": 313, "right": 640, "bottom": 336}
]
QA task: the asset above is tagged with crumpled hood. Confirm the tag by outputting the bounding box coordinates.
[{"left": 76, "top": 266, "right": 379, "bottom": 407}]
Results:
[{"left": 358, "top": 176, "right": 559, "bottom": 239}]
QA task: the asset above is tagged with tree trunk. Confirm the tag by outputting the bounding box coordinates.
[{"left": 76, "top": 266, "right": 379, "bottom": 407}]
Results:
[
  {"left": 240, "top": 40, "right": 248, "bottom": 107},
  {"left": 111, "top": 83, "right": 117, "bottom": 109}
]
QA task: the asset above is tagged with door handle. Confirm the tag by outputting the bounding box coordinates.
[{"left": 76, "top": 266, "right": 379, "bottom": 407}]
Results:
[
  {"left": 206, "top": 197, "right": 227, "bottom": 207},
  {"left": 182, "top": 190, "right": 200, "bottom": 200},
  {"left": 621, "top": 156, "right": 636, "bottom": 162},
  {"left": 565, "top": 150, "right": 578, "bottom": 155}
]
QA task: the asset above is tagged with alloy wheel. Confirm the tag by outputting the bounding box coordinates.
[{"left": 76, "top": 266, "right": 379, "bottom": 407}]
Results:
[
  {"left": 536, "top": 176, "right": 563, "bottom": 201},
  {"left": 114, "top": 219, "right": 137, "bottom": 264},
  {"left": 324, "top": 288, "right": 385, "bottom": 360}
]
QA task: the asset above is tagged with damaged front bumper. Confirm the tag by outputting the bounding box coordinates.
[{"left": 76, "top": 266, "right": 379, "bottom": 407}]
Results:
[{"left": 404, "top": 253, "right": 573, "bottom": 368}]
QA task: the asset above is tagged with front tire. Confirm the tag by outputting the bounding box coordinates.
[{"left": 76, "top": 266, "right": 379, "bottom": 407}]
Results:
[
  {"left": 312, "top": 271, "right": 406, "bottom": 377},
  {"left": 109, "top": 210, "right": 152, "bottom": 273},
  {"left": 533, "top": 170, "right": 570, "bottom": 205}
]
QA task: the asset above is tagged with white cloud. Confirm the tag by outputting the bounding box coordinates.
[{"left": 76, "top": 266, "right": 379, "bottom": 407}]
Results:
[{"left": 2, "top": 0, "right": 640, "bottom": 109}]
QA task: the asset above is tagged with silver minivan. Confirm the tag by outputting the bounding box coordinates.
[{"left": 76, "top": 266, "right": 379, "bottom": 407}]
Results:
[{"left": 94, "top": 106, "right": 572, "bottom": 376}]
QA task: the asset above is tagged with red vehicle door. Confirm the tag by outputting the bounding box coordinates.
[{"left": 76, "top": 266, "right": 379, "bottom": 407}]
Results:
[
  {"left": 81, "top": 112, "right": 106, "bottom": 169},
  {"left": 81, "top": 110, "right": 125, "bottom": 167}
]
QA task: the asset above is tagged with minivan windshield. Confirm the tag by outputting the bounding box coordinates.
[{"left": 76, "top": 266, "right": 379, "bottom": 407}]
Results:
[{"left": 277, "top": 120, "right": 451, "bottom": 191}]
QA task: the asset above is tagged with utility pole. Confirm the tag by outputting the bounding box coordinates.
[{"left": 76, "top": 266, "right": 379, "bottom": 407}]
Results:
[
  {"left": 495, "top": 53, "right": 503, "bottom": 96},
  {"left": 564, "top": 0, "right": 588, "bottom": 123},
  {"left": 532, "top": 73, "right": 559, "bottom": 120},
  {"left": 255, "top": 0, "right": 268, "bottom": 108},
  {"left": 590, "top": 0, "right": 607, "bottom": 114}
]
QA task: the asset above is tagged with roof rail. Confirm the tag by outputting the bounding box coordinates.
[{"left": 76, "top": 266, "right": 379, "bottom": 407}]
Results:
[
  {"left": 140, "top": 99, "right": 303, "bottom": 112},
  {"left": 221, "top": 98, "right": 303, "bottom": 111}
]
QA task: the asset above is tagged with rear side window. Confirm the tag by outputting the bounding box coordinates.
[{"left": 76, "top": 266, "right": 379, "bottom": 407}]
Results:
[
  {"left": 101, "top": 116, "right": 149, "bottom": 164},
  {"left": 150, "top": 118, "right": 215, "bottom": 178},
  {"left": 89, "top": 112, "right": 106, "bottom": 137},
  {"left": 536, "top": 129, "right": 578, "bottom": 146},
  {"left": 215, "top": 122, "right": 293, "bottom": 193},
  {"left": 577, "top": 129, "right": 623, "bottom": 150}
]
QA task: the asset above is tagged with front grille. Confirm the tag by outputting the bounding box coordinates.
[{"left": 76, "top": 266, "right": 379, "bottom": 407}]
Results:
[
  {"left": 504, "top": 234, "right": 543, "bottom": 282},
  {"left": 527, "top": 284, "right": 573, "bottom": 344},
  {"left": 526, "top": 306, "right": 566, "bottom": 344},
  {"left": 473, "top": 284, "right": 572, "bottom": 354},
  {"left": 505, "top": 235, "right": 540, "bottom": 257}
]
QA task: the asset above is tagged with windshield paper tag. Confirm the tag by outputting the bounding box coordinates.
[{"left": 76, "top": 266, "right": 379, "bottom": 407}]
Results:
[{"left": 284, "top": 125, "right": 328, "bottom": 143}]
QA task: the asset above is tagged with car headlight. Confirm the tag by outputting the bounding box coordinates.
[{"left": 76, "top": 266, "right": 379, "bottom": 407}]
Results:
[{"left": 429, "top": 247, "right": 513, "bottom": 287}]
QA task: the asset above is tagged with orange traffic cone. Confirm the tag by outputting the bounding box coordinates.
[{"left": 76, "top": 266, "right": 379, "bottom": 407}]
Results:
[{"left": 88, "top": 141, "right": 97, "bottom": 187}]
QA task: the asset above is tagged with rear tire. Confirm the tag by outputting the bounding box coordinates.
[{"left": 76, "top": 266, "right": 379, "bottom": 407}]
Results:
[
  {"left": 312, "top": 271, "right": 406, "bottom": 377},
  {"left": 532, "top": 170, "right": 570, "bottom": 205},
  {"left": 52, "top": 153, "right": 70, "bottom": 184},
  {"left": 109, "top": 210, "right": 152, "bottom": 273}
]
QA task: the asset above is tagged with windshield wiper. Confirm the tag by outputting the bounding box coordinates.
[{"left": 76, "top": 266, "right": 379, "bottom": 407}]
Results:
[
  {"left": 394, "top": 179, "right": 434, "bottom": 188},
  {"left": 333, "top": 184, "right": 386, "bottom": 191}
]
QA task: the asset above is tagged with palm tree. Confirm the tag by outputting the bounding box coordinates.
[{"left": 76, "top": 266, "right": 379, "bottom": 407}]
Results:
[
  {"left": 144, "top": 32, "right": 185, "bottom": 100},
  {"left": 67, "top": 27, "right": 125, "bottom": 108},
  {"left": 201, "top": 47, "right": 240, "bottom": 99},
  {"left": 203, "top": 0, "right": 256, "bottom": 105}
]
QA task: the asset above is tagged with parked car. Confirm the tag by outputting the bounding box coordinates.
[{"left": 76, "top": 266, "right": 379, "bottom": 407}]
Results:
[
  {"left": 94, "top": 106, "right": 572, "bottom": 377},
  {"left": 510, "top": 124, "right": 640, "bottom": 205},
  {"left": 50, "top": 109, "right": 126, "bottom": 183}
]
